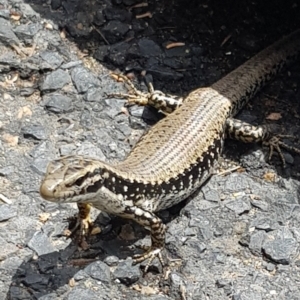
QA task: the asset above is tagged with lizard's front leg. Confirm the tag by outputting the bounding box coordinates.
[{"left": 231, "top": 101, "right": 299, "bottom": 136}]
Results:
[
  {"left": 121, "top": 205, "right": 166, "bottom": 272},
  {"left": 109, "top": 73, "right": 183, "bottom": 114}
]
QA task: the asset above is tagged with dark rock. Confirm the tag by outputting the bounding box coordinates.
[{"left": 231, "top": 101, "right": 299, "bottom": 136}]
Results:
[
  {"left": 106, "top": 42, "right": 130, "bottom": 66},
  {"left": 51, "top": 0, "right": 62, "bottom": 10},
  {"left": 102, "top": 20, "right": 130, "bottom": 44},
  {"left": 7, "top": 286, "right": 32, "bottom": 300},
  {"left": 40, "top": 69, "right": 71, "bottom": 91},
  {"left": 138, "top": 38, "right": 162, "bottom": 57},
  {"left": 94, "top": 10, "right": 106, "bottom": 26},
  {"left": 44, "top": 93, "right": 73, "bottom": 113},
  {"left": 21, "top": 124, "right": 47, "bottom": 140},
  {"left": 147, "top": 65, "right": 184, "bottom": 81},
  {"left": 21, "top": 273, "right": 49, "bottom": 290},
  {"left": 103, "top": 7, "right": 132, "bottom": 22},
  {"left": 94, "top": 45, "right": 109, "bottom": 62},
  {"left": 236, "top": 35, "right": 261, "bottom": 52},
  {"left": 84, "top": 261, "right": 111, "bottom": 284}
]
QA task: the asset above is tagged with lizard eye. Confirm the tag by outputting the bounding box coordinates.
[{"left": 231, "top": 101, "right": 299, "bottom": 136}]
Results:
[{"left": 73, "top": 176, "right": 85, "bottom": 186}]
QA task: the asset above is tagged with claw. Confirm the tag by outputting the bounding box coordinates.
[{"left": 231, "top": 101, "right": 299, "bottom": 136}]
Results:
[
  {"left": 133, "top": 246, "right": 165, "bottom": 272},
  {"left": 264, "top": 135, "right": 300, "bottom": 167}
]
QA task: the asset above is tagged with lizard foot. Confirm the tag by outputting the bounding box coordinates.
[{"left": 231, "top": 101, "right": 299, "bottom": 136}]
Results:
[
  {"left": 108, "top": 73, "right": 183, "bottom": 114},
  {"left": 264, "top": 135, "right": 300, "bottom": 167},
  {"left": 133, "top": 245, "right": 165, "bottom": 273}
]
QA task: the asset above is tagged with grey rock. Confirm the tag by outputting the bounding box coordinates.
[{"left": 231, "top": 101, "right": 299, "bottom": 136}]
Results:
[
  {"left": 250, "top": 199, "right": 269, "bottom": 211},
  {"left": 224, "top": 174, "right": 250, "bottom": 192},
  {"left": 20, "top": 87, "right": 35, "bottom": 96},
  {"left": 103, "top": 255, "right": 119, "bottom": 266},
  {"left": 73, "top": 270, "right": 89, "bottom": 281},
  {"left": 249, "top": 230, "right": 267, "bottom": 256},
  {"left": 21, "top": 124, "right": 47, "bottom": 140},
  {"left": 225, "top": 197, "right": 251, "bottom": 215},
  {"left": 40, "top": 69, "right": 71, "bottom": 91},
  {"left": 38, "top": 293, "right": 58, "bottom": 300},
  {"left": 113, "top": 259, "right": 140, "bottom": 285},
  {"left": 262, "top": 228, "right": 297, "bottom": 264},
  {"left": 0, "top": 17, "right": 20, "bottom": 46},
  {"left": 27, "top": 231, "right": 56, "bottom": 256},
  {"left": 76, "top": 141, "right": 106, "bottom": 160},
  {"left": 59, "top": 144, "right": 77, "bottom": 156},
  {"left": 251, "top": 216, "right": 278, "bottom": 231},
  {"left": 234, "top": 290, "right": 262, "bottom": 300},
  {"left": 39, "top": 50, "right": 64, "bottom": 69},
  {"left": 61, "top": 60, "right": 82, "bottom": 69},
  {"left": 0, "top": 165, "right": 15, "bottom": 176},
  {"left": 0, "top": 9, "right": 10, "bottom": 19},
  {"left": 84, "top": 86, "right": 105, "bottom": 102},
  {"left": 66, "top": 288, "right": 99, "bottom": 300},
  {"left": 0, "top": 204, "right": 17, "bottom": 221},
  {"left": 84, "top": 261, "right": 111, "bottom": 284},
  {"left": 71, "top": 66, "right": 101, "bottom": 93},
  {"left": 30, "top": 157, "right": 50, "bottom": 175},
  {"left": 14, "top": 23, "right": 41, "bottom": 42},
  {"left": 169, "top": 272, "right": 187, "bottom": 300},
  {"left": 44, "top": 93, "right": 73, "bottom": 113}
]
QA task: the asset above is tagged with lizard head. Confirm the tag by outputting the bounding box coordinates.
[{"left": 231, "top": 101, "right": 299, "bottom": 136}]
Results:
[{"left": 40, "top": 155, "right": 107, "bottom": 203}]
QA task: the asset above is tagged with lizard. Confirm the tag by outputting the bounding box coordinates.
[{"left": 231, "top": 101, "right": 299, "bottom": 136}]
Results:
[{"left": 40, "top": 29, "right": 300, "bottom": 270}]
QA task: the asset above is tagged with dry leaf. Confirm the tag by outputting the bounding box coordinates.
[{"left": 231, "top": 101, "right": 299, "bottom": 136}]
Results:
[
  {"left": 2, "top": 133, "right": 18, "bottom": 146},
  {"left": 90, "top": 226, "right": 101, "bottom": 235},
  {"left": 69, "top": 278, "right": 76, "bottom": 287},
  {"left": 266, "top": 112, "right": 282, "bottom": 120},
  {"left": 10, "top": 11, "right": 22, "bottom": 21},
  {"left": 44, "top": 22, "right": 53, "bottom": 30},
  {"left": 263, "top": 172, "right": 276, "bottom": 182},
  {"left": 17, "top": 106, "right": 32, "bottom": 119},
  {"left": 39, "top": 212, "right": 50, "bottom": 223}
]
